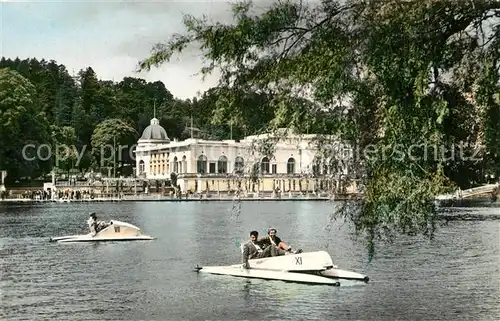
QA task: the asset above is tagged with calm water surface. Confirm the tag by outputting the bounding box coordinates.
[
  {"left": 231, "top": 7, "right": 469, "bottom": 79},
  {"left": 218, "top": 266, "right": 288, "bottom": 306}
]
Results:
[{"left": 1, "top": 201, "right": 499, "bottom": 320}]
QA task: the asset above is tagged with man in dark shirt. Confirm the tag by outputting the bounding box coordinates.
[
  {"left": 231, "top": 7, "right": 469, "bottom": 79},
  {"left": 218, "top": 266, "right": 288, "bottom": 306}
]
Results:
[
  {"left": 241, "top": 230, "right": 272, "bottom": 269},
  {"left": 258, "top": 228, "right": 302, "bottom": 256},
  {"left": 89, "top": 212, "right": 99, "bottom": 236},
  {"left": 88, "top": 212, "right": 110, "bottom": 235}
]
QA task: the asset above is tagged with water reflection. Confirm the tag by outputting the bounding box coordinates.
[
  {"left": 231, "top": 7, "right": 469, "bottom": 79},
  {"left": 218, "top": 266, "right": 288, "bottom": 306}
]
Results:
[{"left": 1, "top": 201, "right": 499, "bottom": 321}]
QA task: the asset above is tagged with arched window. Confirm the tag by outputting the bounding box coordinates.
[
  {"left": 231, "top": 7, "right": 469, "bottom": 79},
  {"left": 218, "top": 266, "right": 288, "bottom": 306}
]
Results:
[
  {"left": 197, "top": 155, "right": 207, "bottom": 174},
  {"left": 139, "top": 160, "right": 145, "bottom": 174},
  {"left": 173, "top": 156, "right": 178, "bottom": 173},
  {"left": 261, "top": 157, "right": 270, "bottom": 174},
  {"left": 182, "top": 155, "right": 187, "bottom": 173},
  {"left": 234, "top": 156, "right": 244, "bottom": 174},
  {"left": 218, "top": 155, "right": 228, "bottom": 174},
  {"left": 287, "top": 158, "right": 295, "bottom": 174}
]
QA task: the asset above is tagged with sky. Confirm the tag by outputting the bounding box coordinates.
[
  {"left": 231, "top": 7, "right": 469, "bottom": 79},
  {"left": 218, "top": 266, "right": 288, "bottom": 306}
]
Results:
[{"left": 0, "top": 0, "right": 253, "bottom": 99}]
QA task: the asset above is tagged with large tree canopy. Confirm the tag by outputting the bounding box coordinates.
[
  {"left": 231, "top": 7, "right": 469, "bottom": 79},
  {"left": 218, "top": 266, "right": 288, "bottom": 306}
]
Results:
[
  {"left": 1, "top": 57, "right": 267, "bottom": 180},
  {"left": 139, "top": 0, "right": 500, "bottom": 250},
  {"left": 90, "top": 118, "right": 139, "bottom": 174},
  {"left": 0, "top": 68, "right": 52, "bottom": 180}
]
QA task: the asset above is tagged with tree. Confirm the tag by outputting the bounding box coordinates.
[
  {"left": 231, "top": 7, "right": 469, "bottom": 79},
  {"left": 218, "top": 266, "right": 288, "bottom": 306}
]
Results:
[
  {"left": 195, "top": 87, "right": 275, "bottom": 138},
  {"left": 53, "top": 71, "right": 78, "bottom": 126},
  {"left": 0, "top": 68, "right": 52, "bottom": 181},
  {"left": 0, "top": 58, "right": 79, "bottom": 126},
  {"left": 77, "top": 67, "right": 101, "bottom": 146},
  {"left": 90, "top": 118, "right": 139, "bottom": 174},
  {"left": 51, "top": 125, "right": 78, "bottom": 173},
  {"left": 139, "top": 0, "right": 500, "bottom": 252},
  {"left": 0, "top": 57, "right": 204, "bottom": 180}
]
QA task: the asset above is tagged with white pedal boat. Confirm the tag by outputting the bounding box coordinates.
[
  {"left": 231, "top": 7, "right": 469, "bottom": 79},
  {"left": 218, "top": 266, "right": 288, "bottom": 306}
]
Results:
[
  {"left": 195, "top": 250, "right": 369, "bottom": 286},
  {"left": 50, "top": 218, "right": 154, "bottom": 243}
]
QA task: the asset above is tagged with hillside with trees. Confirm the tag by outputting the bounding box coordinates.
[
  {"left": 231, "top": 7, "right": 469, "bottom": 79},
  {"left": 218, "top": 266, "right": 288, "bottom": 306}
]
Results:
[{"left": 0, "top": 57, "right": 290, "bottom": 182}]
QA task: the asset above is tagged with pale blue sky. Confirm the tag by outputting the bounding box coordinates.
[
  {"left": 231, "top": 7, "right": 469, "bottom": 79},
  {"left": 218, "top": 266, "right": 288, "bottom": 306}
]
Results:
[{"left": 0, "top": 0, "right": 246, "bottom": 99}]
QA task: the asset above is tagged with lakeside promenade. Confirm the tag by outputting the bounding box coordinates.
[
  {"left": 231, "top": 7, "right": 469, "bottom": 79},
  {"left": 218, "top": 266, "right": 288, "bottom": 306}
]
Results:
[
  {"left": 0, "top": 182, "right": 496, "bottom": 204},
  {"left": 0, "top": 192, "right": 362, "bottom": 203},
  {"left": 1, "top": 194, "right": 497, "bottom": 206}
]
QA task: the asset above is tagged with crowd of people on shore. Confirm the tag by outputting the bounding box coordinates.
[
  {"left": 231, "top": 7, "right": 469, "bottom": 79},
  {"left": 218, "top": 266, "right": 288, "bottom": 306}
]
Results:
[{"left": 5, "top": 189, "right": 98, "bottom": 201}]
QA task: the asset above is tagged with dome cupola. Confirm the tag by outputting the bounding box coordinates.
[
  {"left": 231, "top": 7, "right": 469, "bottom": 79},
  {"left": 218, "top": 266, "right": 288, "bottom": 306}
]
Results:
[{"left": 138, "top": 118, "right": 170, "bottom": 143}]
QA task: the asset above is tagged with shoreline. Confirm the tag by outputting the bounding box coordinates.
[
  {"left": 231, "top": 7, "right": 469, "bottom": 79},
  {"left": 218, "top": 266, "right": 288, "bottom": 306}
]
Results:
[
  {"left": 0, "top": 199, "right": 336, "bottom": 203},
  {"left": 0, "top": 194, "right": 361, "bottom": 203},
  {"left": 0, "top": 195, "right": 496, "bottom": 205}
]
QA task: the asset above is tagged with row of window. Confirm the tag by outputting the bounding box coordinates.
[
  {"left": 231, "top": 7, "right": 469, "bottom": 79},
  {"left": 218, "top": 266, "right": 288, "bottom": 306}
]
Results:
[
  {"left": 195, "top": 157, "right": 242, "bottom": 174},
  {"left": 195, "top": 156, "right": 297, "bottom": 174},
  {"left": 140, "top": 155, "right": 345, "bottom": 175},
  {"left": 193, "top": 178, "right": 340, "bottom": 192},
  {"left": 147, "top": 162, "right": 188, "bottom": 175}
]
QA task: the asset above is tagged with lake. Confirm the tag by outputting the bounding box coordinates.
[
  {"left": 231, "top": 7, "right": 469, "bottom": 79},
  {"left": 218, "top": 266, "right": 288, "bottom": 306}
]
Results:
[{"left": 1, "top": 201, "right": 499, "bottom": 320}]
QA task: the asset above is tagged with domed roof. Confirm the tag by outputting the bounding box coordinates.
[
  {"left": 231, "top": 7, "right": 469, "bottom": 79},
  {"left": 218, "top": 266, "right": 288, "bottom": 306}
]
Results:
[{"left": 140, "top": 118, "right": 170, "bottom": 142}]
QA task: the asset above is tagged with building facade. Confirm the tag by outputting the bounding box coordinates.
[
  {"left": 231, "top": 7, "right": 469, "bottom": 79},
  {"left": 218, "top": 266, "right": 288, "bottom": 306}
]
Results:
[{"left": 134, "top": 118, "right": 352, "bottom": 194}]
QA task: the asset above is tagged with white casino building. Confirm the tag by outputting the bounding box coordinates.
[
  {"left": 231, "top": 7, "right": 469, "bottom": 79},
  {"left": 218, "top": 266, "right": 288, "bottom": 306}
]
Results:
[{"left": 134, "top": 117, "right": 350, "bottom": 193}]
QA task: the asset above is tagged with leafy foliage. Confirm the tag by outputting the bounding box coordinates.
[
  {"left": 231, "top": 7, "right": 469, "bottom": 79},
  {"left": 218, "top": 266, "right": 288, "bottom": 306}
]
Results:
[
  {"left": 0, "top": 1, "right": 499, "bottom": 251},
  {"left": 139, "top": 0, "right": 500, "bottom": 250},
  {"left": 0, "top": 68, "right": 52, "bottom": 179},
  {"left": 90, "top": 118, "right": 139, "bottom": 171},
  {"left": 0, "top": 57, "right": 276, "bottom": 180},
  {"left": 51, "top": 125, "right": 78, "bottom": 172}
]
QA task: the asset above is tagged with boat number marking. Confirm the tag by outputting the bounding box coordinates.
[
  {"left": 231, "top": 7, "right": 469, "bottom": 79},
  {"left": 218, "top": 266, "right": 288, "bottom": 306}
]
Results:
[{"left": 295, "top": 257, "right": 302, "bottom": 265}]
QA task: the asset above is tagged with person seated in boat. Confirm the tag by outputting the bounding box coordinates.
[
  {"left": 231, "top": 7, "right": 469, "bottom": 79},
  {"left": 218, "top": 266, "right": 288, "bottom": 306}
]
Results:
[
  {"left": 242, "top": 230, "right": 272, "bottom": 269},
  {"left": 259, "top": 228, "right": 302, "bottom": 256},
  {"left": 89, "top": 213, "right": 99, "bottom": 235},
  {"left": 89, "top": 212, "right": 111, "bottom": 235}
]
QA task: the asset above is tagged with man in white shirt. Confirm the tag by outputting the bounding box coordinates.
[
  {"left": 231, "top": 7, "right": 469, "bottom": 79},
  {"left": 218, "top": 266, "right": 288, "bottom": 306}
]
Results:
[{"left": 259, "top": 228, "right": 302, "bottom": 256}]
